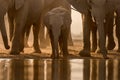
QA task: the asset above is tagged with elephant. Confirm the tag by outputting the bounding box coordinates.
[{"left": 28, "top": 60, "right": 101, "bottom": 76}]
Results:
[
  {"left": 5, "top": 0, "right": 45, "bottom": 54},
  {"left": 6, "top": 0, "right": 71, "bottom": 55},
  {"left": 43, "top": 6, "right": 72, "bottom": 58},
  {"left": 67, "top": 0, "right": 120, "bottom": 58}
]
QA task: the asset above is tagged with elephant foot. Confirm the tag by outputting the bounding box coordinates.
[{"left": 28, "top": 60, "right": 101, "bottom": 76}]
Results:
[
  {"left": 107, "top": 41, "right": 116, "bottom": 50},
  {"left": 33, "top": 49, "right": 41, "bottom": 53},
  {"left": 51, "top": 54, "right": 59, "bottom": 59},
  {"left": 79, "top": 49, "right": 91, "bottom": 57},
  {"left": 91, "top": 47, "right": 97, "bottom": 52},
  {"left": 10, "top": 50, "right": 20, "bottom": 55},
  {"left": 101, "top": 52, "right": 109, "bottom": 59},
  {"left": 5, "top": 45, "right": 10, "bottom": 49},
  {"left": 97, "top": 49, "right": 108, "bottom": 59},
  {"left": 63, "top": 52, "right": 69, "bottom": 58}
]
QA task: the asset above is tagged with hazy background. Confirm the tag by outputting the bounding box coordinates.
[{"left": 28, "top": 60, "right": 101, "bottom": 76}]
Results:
[
  {"left": 71, "top": 10, "right": 83, "bottom": 40},
  {"left": 71, "top": 10, "right": 82, "bottom": 35}
]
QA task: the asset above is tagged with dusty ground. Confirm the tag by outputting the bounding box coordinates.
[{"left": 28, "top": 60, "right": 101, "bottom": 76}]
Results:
[{"left": 0, "top": 39, "right": 120, "bottom": 59}]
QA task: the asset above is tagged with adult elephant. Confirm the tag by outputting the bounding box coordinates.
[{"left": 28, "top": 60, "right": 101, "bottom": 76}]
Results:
[
  {"left": 5, "top": 0, "right": 71, "bottom": 55},
  {"left": 67, "top": 0, "right": 120, "bottom": 58},
  {"left": 43, "top": 6, "right": 72, "bottom": 58}
]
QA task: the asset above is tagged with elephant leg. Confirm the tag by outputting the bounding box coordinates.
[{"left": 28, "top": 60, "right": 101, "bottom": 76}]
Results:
[
  {"left": 0, "top": 17, "right": 10, "bottom": 49},
  {"left": 8, "top": 10, "right": 15, "bottom": 41},
  {"left": 115, "top": 10, "right": 120, "bottom": 52},
  {"left": 91, "top": 22, "right": 97, "bottom": 52},
  {"left": 10, "top": 23, "right": 24, "bottom": 54},
  {"left": 79, "top": 13, "right": 91, "bottom": 57},
  {"left": 105, "top": 12, "right": 115, "bottom": 50},
  {"left": 33, "top": 23, "right": 41, "bottom": 53},
  {"left": 49, "top": 30, "right": 59, "bottom": 58},
  {"left": 59, "top": 36, "right": 63, "bottom": 56},
  {"left": 61, "top": 28, "right": 69, "bottom": 57},
  {"left": 96, "top": 19, "right": 108, "bottom": 58},
  {"left": 19, "top": 26, "right": 26, "bottom": 52},
  {"left": 19, "top": 23, "right": 31, "bottom": 51},
  {"left": 10, "top": 10, "right": 27, "bottom": 55}
]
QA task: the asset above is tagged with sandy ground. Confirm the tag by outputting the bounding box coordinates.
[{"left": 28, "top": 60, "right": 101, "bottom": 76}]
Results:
[{"left": 0, "top": 38, "right": 120, "bottom": 59}]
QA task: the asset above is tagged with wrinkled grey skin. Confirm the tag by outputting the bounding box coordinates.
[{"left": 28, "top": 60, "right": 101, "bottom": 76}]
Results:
[
  {"left": 7, "top": 0, "right": 71, "bottom": 54},
  {"left": 67, "top": 0, "right": 120, "bottom": 58},
  {"left": 43, "top": 7, "right": 72, "bottom": 58}
]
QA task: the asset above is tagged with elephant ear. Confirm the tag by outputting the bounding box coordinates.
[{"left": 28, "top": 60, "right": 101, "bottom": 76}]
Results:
[{"left": 15, "top": 0, "right": 24, "bottom": 10}]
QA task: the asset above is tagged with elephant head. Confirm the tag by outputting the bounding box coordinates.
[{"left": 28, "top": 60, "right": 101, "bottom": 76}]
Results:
[
  {"left": 43, "top": 6, "right": 71, "bottom": 58},
  {"left": 44, "top": 7, "right": 71, "bottom": 38}
]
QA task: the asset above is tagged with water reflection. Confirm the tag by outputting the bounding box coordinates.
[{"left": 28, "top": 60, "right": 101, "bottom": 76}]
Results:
[
  {"left": 51, "top": 59, "right": 71, "bottom": 80},
  {"left": 0, "top": 59, "right": 120, "bottom": 80}
]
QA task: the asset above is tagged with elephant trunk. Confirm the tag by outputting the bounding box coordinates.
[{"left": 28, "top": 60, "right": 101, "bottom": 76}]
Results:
[{"left": 0, "top": 18, "right": 10, "bottom": 49}]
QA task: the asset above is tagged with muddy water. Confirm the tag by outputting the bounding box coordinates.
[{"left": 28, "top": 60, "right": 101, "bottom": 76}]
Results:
[{"left": 0, "top": 59, "right": 120, "bottom": 80}]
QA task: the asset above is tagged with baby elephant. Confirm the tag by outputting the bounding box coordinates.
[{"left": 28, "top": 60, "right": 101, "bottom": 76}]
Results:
[{"left": 43, "top": 6, "right": 72, "bottom": 58}]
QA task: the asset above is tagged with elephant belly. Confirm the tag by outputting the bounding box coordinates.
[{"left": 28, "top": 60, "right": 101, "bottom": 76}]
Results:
[{"left": 27, "top": 0, "right": 43, "bottom": 22}]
